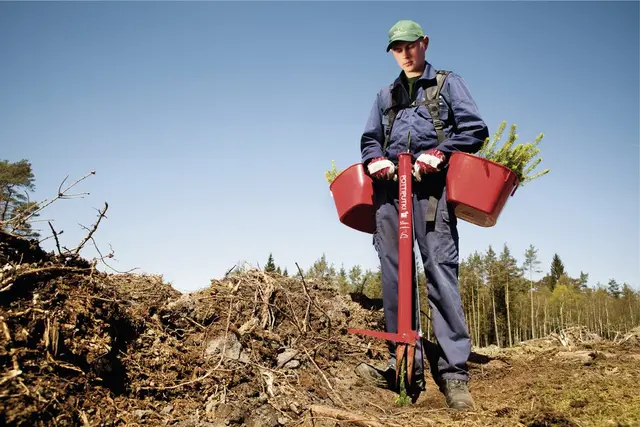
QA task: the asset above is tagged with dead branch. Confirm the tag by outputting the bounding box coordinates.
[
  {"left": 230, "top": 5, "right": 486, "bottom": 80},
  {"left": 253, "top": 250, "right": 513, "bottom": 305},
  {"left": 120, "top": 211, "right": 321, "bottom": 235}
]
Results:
[
  {"left": 297, "top": 264, "right": 312, "bottom": 332},
  {"left": 224, "top": 264, "right": 237, "bottom": 277},
  {"left": 4, "top": 170, "right": 96, "bottom": 227},
  {"left": 84, "top": 236, "right": 138, "bottom": 274},
  {"left": 280, "top": 286, "right": 304, "bottom": 334},
  {"left": 183, "top": 315, "right": 206, "bottom": 331},
  {"left": 72, "top": 202, "right": 108, "bottom": 255},
  {"left": 302, "top": 347, "right": 346, "bottom": 408},
  {"left": 79, "top": 410, "right": 91, "bottom": 427},
  {"left": 212, "top": 298, "right": 234, "bottom": 370},
  {"left": 47, "top": 221, "right": 62, "bottom": 256},
  {"left": 295, "top": 262, "right": 332, "bottom": 332},
  {"left": 308, "top": 405, "right": 394, "bottom": 427},
  {"left": 1, "top": 316, "right": 21, "bottom": 376},
  {"left": 0, "top": 316, "right": 11, "bottom": 342},
  {"left": 0, "top": 368, "right": 22, "bottom": 388},
  {"left": 258, "top": 274, "right": 276, "bottom": 329}
]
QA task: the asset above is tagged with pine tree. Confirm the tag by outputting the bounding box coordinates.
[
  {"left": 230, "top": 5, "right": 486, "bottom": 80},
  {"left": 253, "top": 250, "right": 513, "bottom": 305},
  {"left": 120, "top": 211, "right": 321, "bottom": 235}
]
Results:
[
  {"left": 577, "top": 271, "right": 589, "bottom": 291},
  {"left": 484, "top": 246, "right": 501, "bottom": 347},
  {"left": 338, "top": 264, "right": 349, "bottom": 294},
  {"left": 498, "top": 243, "right": 521, "bottom": 347},
  {"left": 0, "top": 159, "right": 39, "bottom": 238},
  {"left": 607, "top": 279, "right": 621, "bottom": 299},
  {"left": 550, "top": 254, "right": 566, "bottom": 289},
  {"left": 348, "top": 265, "right": 363, "bottom": 292},
  {"left": 523, "top": 244, "right": 542, "bottom": 338},
  {"left": 309, "top": 253, "right": 330, "bottom": 278},
  {"left": 265, "top": 253, "right": 276, "bottom": 272}
]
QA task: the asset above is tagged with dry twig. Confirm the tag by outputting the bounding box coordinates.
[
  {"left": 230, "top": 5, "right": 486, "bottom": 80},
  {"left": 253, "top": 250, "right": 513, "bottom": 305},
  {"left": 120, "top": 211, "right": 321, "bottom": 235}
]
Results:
[
  {"left": 86, "top": 233, "right": 138, "bottom": 274},
  {"left": 302, "top": 347, "right": 346, "bottom": 408},
  {"left": 73, "top": 202, "right": 108, "bottom": 255},
  {"left": 295, "top": 262, "right": 332, "bottom": 332},
  {"left": 47, "top": 221, "right": 63, "bottom": 256},
  {"left": 4, "top": 170, "right": 96, "bottom": 229}
]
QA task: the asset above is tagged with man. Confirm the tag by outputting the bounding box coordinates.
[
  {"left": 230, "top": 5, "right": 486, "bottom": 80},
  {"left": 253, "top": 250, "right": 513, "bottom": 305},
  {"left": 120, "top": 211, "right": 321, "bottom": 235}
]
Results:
[{"left": 355, "top": 20, "right": 489, "bottom": 410}]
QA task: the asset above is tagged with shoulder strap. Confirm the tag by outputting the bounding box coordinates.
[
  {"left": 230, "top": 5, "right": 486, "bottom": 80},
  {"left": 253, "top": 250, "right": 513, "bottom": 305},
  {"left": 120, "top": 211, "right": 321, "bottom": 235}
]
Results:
[
  {"left": 382, "top": 84, "right": 405, "bottom": 152},
  {"left": 423, "top": 70, "right": 451, "bottom": 144},
  {"left": 423, "top": 70, "right": 451, "bottom": 222}
]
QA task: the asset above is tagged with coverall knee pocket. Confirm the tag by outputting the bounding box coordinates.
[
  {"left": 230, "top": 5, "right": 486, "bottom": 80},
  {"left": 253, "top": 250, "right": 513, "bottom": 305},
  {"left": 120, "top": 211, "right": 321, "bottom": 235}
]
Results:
[
  {"left": 434, "top": 198, "right": 456, "bottom": 235},
  {"left": 435, "top": 231, "right": 459, "bottom": 265},
  {"left": 373, "top": 203, "right": 396, "bottom": 256},
  {"left": 434, "top": 203, "right": 459, "bottom": 265}
]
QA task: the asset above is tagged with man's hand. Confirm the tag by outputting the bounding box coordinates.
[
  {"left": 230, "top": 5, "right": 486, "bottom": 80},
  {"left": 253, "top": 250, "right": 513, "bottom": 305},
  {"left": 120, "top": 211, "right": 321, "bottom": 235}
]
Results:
[
  {"left": 367, "top": 157, "right": 396, "bottom": 180},
  {"left": 413, "top": 149, "right": 446, "bottom": 181}
]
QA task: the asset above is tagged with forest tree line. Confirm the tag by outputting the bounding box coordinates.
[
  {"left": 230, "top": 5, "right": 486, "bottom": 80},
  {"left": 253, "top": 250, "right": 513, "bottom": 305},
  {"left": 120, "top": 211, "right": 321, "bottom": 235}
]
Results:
[{"left": 256, "top": 246, "right": 639, "bottom": 348}]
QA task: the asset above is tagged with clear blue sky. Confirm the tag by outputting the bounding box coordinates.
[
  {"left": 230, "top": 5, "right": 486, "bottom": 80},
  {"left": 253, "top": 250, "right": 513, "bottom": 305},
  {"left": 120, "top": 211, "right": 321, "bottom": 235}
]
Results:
[{"left": 1, "top": 1, "right": 638, "bottom": 292}]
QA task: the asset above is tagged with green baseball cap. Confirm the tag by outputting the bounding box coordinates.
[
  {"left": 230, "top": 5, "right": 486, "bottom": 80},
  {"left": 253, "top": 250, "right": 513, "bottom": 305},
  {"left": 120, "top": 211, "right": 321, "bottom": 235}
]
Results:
[{"left": 386, "top": 20, "right": 425, "bottom": 51}]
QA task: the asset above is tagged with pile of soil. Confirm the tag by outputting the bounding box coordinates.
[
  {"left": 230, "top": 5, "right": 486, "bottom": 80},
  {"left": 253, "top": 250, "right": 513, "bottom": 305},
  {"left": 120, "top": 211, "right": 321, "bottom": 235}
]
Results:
[
  {"left": 1, "top": 231, "right": 393, "bottom": 426},
  {"left": 1, "top": 231, "right": 639, "bottom": 427}
]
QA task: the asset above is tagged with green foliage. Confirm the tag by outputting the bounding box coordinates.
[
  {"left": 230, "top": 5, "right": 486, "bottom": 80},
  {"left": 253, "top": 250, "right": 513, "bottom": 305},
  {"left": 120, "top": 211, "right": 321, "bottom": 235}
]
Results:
[
  {"left": 577, "top": 272, "right": 589, "bottom": 290},
  {"left": 477, "top": 121, "right": 550, "bottom": 185},
  {"left": 307, "top": 253, "right": 334, "bottom": 279},
  {"left": 338, "top": 264, "right": 349, "bottom": 294},
  {"left": 362, "top": 266, "right": 383, "bottom": 299},
  {"left": 325, "top": 160, "right": 342, "bottom": 184},
  {"left": 550, "top": 253, "right": 566, "bottom": 289},
  {"left": 608, "top": 279, "right": 621, "bottom": 299},
  {"left": 394, "top": 358, "right": 411, "bottom": 406},
  {"left": 265, "top": 253, "right": 276, "bottom": 272},
  {"left": 523, "top": 244, "right": 542, "bottom": 285},
  {"left": 0, "top": 159, "right": 40, "bottom": 238}
]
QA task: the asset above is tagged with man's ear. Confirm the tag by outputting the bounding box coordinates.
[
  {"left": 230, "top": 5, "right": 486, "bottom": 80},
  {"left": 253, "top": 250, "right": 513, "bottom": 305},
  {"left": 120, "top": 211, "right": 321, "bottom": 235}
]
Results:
[{"left": 422, "top": 36, "right": 429, "bottom": 50}]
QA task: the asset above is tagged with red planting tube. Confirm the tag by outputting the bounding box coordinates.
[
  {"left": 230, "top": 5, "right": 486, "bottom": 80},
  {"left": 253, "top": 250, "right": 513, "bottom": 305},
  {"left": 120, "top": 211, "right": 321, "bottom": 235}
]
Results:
[
  {"left": 396, "top": 152, "right": 413, "bottom": 341},
  {"left": 346, "top": 152, "right": 417, "bottom": 346}
]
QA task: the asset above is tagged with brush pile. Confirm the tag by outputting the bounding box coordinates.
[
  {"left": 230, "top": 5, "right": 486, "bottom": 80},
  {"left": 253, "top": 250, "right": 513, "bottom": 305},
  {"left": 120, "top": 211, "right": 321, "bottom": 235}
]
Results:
[{"left": 0, "top": 230, "right": 393, "bottom": 426}]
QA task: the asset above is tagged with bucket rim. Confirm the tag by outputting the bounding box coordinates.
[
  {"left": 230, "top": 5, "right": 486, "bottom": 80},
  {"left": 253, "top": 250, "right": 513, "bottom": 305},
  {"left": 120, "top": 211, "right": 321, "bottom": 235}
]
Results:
[
  {"left": 329, "top": 162, "right": 367, "bottom": 191},
  {"left": 450, "top": 152, "right": 520, "bottom": 182}
]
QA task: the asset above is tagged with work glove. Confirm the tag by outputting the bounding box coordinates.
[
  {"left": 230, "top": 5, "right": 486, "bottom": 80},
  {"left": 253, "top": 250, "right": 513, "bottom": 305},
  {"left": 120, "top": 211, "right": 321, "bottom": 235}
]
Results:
[
  {"left": 367, "top": 157, "right": 396, "bottom": 180},
  {"left": 413, "top": 149, "right": 446, "bottom": 182}
]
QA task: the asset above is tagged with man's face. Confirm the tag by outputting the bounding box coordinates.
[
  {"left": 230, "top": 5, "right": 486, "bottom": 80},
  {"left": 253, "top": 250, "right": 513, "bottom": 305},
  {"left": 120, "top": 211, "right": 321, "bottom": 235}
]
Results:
[{"left": 390, "top": 37, "right": 428, "bottom": 75}]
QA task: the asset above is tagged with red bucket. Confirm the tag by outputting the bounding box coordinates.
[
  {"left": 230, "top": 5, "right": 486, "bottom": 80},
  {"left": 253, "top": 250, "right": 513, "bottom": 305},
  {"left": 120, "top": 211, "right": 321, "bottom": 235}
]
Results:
[
  {"left": 329, "top": 163, "right": 376, "bottom": 234},
  {"left": 446, "top": 152, "right": 519, "bottom": 227}
]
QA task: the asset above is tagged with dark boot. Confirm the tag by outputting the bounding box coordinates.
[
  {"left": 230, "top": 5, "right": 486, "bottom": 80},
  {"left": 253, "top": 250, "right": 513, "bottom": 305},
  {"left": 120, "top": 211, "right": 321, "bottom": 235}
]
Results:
[
  {"left": 354, "top": 361, "right": 396, "bottom": 390},
  {"left": 441, "top": 379, "right": 474, "bottom": 410}
]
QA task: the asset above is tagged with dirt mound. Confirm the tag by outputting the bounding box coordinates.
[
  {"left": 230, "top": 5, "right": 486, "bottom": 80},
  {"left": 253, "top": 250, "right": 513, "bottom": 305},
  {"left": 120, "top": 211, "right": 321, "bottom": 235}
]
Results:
[{"left": 0, "top": 232, "right": 395, "bottom": 426}]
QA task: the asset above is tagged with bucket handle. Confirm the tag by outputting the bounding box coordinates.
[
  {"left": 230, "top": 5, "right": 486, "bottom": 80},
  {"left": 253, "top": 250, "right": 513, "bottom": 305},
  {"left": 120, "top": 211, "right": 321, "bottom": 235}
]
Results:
[{"left": 510, "top": 182, "right": 519, "bottom": 196}]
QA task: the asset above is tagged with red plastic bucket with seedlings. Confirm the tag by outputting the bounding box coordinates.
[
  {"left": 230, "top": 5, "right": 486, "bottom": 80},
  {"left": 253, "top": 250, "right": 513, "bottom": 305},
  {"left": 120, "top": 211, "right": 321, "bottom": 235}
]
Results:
[
  {"left": 445, "top": 152, "right": 519, "bottom": 227},
  {"left": 329, "top": 163, "right": 376, "bottom": 234}
]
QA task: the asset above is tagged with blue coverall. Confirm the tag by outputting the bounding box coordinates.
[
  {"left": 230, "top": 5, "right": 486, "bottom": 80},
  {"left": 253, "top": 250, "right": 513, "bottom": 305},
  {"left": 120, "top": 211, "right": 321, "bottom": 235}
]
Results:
[{"left": 360, "top": 61, "right": 489, "bottom": 383}]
